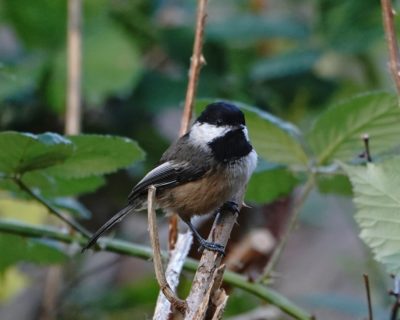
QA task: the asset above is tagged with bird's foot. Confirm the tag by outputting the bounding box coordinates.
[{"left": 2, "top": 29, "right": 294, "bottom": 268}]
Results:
[
  {"left": 197, "top": 239, "right": 225, "bottom": 255},
  {"left": 221, "top": 201, "right": 240, "bottom": 214}
]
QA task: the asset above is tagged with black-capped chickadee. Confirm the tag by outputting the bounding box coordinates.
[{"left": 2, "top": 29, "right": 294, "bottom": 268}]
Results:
[{"left": 82, "top": 102, "right": 257, "bottom": 254}]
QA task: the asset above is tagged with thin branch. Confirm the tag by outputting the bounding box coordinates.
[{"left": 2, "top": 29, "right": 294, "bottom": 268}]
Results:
[
  {"left": 195, "top": 264, "right": 227, "bottom": 319},
  {"left": 259, "top": 174, "right": 315, "bottom": 282},
  {"left": 363, "top": 273, "right": 374, "bottom": 320},
  {"left": 169, "top": 0, "right": 209, "bottom": 249},
  {"left": 65, "top": 0, "right": 82, "bottom": 135},
  {"left": 380, "top": 0, "right": 400, "bottom": 93},
  {"left": 209, "top": 265, "right": 229, "bottom": 320},
  {"left": 185, "top": 188, "right": 244, "bottom": 319},
  {"left": 0, "top": 219, "right": 312, "bottom": 320},
  {"left": 13, "top": 177, "right": 91, "bottom": 238},
  {"left": 147, "top": 186, "right": 187, "bottom": 314}
]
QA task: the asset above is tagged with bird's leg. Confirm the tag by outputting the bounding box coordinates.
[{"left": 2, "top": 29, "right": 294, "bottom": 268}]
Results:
[
  {"left": 220, "top": 200, "right": 240, "bottom": 214},
  {"left": 182, "top": 218, "right": 225, "bottom": 255}
]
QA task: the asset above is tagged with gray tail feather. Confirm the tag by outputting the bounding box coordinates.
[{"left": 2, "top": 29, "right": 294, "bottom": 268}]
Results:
[{"left": 81, "top": 205, "right": 135, "bottom": 252}]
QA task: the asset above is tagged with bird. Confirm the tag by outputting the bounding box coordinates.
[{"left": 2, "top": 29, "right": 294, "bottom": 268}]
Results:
[{"left": 82, "top": 101, "right": 258, "bottom": 254}]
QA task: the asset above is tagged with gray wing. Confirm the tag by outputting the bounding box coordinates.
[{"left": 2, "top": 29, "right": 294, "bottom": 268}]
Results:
[{"left": 128, "top": 160, "right": 208, "bottom": 203}]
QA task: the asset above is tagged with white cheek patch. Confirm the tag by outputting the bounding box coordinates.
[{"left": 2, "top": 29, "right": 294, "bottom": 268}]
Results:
[
  {"left": 190, "top": 122, "right": 230, "bottom": 145},
  {"left": 247, "top": 150, "right": 258, "bottom": 177},
  {"left": 241, "top": 125, "right": 250, "bottom": 141}
]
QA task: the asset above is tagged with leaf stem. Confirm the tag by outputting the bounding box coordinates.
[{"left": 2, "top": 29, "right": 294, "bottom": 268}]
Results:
[
  {"left": 0, "top": 219, "right": 312, "bottom": 320},
  {"left": 259, "top": 174, "right": 315, "bottom": 282},
  {"left": 13, "top": 177, "right": 91, "bottom": 238}
]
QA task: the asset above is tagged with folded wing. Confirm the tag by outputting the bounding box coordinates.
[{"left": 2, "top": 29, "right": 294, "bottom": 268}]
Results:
[{"left": 128, "top": 160, "right": 208, "bottom": 203}]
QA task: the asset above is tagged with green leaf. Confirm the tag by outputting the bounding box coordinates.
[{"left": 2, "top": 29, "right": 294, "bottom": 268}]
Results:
[
  {"left": 0, "top": 133, "right": 138, "bottom": 197},
  {"left": 21, "top": 170, "right": 105, "bottom": 197},
  {"left": 309, "top": 92, "right": 400, "bottom": 165},
  {"left": 195, "top": 100, "right": 309, "bottom": 167},
  {"left": 250, "top": 49, "right": 321, "bottom": 81},
  {"left": 0, "top": 268, "right": 30, "bottom": 302},
  {"left": 246, "top": 166, "right": 299, "bottom": 204},
  {"left": 0, "top": 132, "right": 73, "bottom": 175},
  {"left": 0, "top": 173, "right": 105, "bottom": 198},
  {"left": 0, "top": 233, "right": 67, "bottom": 272},
  {"left": 47, "top": 134, "right": 145, "bottom": 178},
  {"left": 341, "top": 158, "right": 400, "bottom": 274}
]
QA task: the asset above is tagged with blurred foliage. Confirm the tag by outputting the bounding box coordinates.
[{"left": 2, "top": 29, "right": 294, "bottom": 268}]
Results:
[
  {"left": 0, "top": 0, "right": 399, "bottom": 318},
  {"left": 0, "top": 268, "right": 29, "bottom": 302},
  {"left": 0, "top": 233, "right": 67, "bottom": 272}
]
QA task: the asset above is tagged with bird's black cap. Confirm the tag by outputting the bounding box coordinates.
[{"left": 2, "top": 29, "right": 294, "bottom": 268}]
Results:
[{"left": 196, "top": 102, "right": 245, "bottom": 126}]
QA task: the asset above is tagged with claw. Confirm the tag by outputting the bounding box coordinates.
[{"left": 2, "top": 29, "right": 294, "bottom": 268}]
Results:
[
  {"left": 182, "top": 218, "right": 226, "bottom": 255},
  {"left": 198, "top": 239, "right": 225, "bottom": 255},
  {"left": 221, "top": 201, "right": 240, "bottom": 214}
]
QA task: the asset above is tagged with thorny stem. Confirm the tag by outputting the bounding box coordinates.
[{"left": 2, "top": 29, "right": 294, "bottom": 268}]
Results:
[
  {"left": 380, "top": 0, "right": 400, "bottom": 93},
  {"left": 13, "top": 177, "right": 91, "bottom": 238},
  {"left": 169, "top": 0, "right": 209, "bottom": 250},
  {"left": 259, "top": 174, "right": 316, "bottom": 282},
  {"left": 0, "top": 220, "right": 312, "bottom": 320}
]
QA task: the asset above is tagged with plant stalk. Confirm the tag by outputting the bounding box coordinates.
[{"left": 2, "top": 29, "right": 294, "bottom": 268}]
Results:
[{"left": 0, "top": 219, "right": 312, "bottom": 320}]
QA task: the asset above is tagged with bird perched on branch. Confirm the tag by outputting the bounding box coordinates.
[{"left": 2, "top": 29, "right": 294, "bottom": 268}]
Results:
[{"left": 82, "top": 102, "right": 257, "bottom": 254}]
